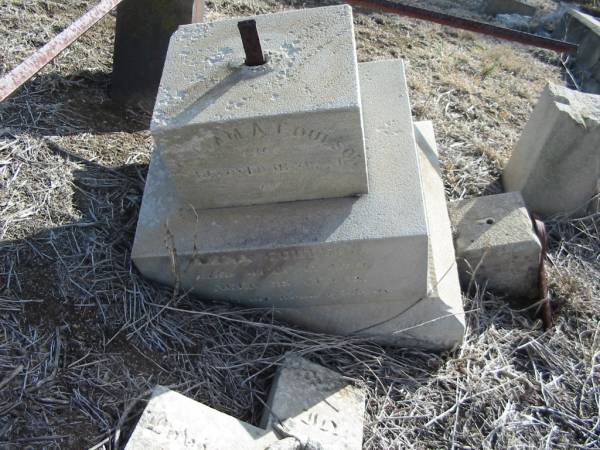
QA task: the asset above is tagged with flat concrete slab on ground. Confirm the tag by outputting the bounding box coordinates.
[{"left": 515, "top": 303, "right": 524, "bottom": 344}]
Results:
[{"left": 126, "top": 354, "right": 365, "bottom": 449}]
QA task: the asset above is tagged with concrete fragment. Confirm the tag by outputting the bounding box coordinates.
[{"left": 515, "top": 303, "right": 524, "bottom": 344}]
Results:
[
  {"left": 448, "top": 192, "right": 541, "bottom": 300},
  {"left": 127, "top": 355, "right": 365, "bottom": 449},
  {"left": 503, "top": 83, "right": 600, "bottom": 217},
  {"left": 134, "top": 60, "right": 431, "bottom": 342},
  {"left": 261, "top": 354, "right": 365, "bottom": 450},
  {"left": 555, "top": 9, "right": 600, "bottom": 95},
  {"left": 125, "top": 386, "right": 278, "bottom": 450},
  {"left": 111, "top": 0, "right": 198, "bottom": 111},
  {"left": 484, "top": 0, "right": 536, "bottom": 17},
  {"left": 151, "top": 5, "right": 368, "bottom": 208}
]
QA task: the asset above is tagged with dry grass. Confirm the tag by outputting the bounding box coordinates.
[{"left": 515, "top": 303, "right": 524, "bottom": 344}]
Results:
[{"left": 0, "top": 0, "right": 599, "bottom": 449}]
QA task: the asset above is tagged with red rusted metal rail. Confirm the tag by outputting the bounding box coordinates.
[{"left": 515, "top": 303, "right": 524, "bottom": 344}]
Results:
[
  {"left": 0, "top": 0, "right": 577, "bottom": 103},
  {"left": 0, "top": 0, "right": 125, "bottom": 102},
  {"left": 346, "top": 0, "right": 578, "bottom": 54}
]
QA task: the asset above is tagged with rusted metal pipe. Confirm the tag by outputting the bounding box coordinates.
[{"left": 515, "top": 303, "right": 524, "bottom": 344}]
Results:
[
  {"left": 0, "top": 0, "right": 125, "bottom": 103},
  {"left": 346, "top": 0, "right": 578, "bottom": 54},
  {"left": 531, "top": 214, "right": 552, "bottom": 329},
  {"left": 237, "top": 20, "right": 266, "bottom": 66}
]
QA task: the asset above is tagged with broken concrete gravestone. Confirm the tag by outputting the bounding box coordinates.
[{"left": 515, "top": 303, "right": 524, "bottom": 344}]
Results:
[
  {"left": 503, "top": 82, "right": 600, "bottom": 218},
  {"left": 125, "top": 354, "right": 365, "bottom": 450},
  {"left": 132, "top": 5, "right": 465, "bottom": 350}
]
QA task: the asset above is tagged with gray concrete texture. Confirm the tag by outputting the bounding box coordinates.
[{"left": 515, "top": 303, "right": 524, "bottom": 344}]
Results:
[
  {"left": 265, "top": 119, "right": 465, "bottom": 350},
  {"left": 503, "top": 82, "right": 600, "bottom": 217},
  {"left": 125, "top": 386, "right": 279, "bottom": 449},
  {"left": 261, "top": 354, "right": 365, "bottom": 450},
  {"left": 151, "top": 5, "right": 368, "bottom": 209},
  {"left": 448, "top": 192, "right": 541, "bottom": 300},
  {"left": 267, "top": 121, "right": 465, "bottom": 350}
]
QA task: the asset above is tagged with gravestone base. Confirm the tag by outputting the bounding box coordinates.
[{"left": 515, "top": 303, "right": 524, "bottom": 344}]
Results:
[{"left": 133, "top": 60, "right": 465, "bottom": 350}]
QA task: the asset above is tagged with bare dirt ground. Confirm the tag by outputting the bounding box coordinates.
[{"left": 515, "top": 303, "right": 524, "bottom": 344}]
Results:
[{"left": 0, "top": 0, "right": 599, "bottom": 448}]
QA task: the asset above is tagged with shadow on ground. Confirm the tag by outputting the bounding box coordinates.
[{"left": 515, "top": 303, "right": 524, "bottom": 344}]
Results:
[{"left": 0, "top": 70, "right": 151, "bottom": 136}]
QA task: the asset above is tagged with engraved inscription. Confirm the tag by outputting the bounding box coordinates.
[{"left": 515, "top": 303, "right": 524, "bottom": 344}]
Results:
[
  {"left": 181, "top": 120, "right": 363, "bottom": 181},
  {"left": 186, "top": 246, "right": 388, "bottom": 305},
  {"left": 300, "top": 412, "right": 340, "bottom": 435}
]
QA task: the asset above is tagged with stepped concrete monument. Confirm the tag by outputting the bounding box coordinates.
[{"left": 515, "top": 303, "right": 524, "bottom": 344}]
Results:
[{"left": 132, "top": 5, "right": 465, "bottom": 350}]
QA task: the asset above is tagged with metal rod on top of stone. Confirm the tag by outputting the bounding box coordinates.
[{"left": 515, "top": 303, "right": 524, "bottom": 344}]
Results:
[{"left": 237, "top": 20, "right": 266, "bottom": 66}]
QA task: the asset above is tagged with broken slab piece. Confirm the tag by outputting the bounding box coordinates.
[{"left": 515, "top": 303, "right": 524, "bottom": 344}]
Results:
[
  {"left": 503, "top": 83, "right": 600, "bottom": 217},
  {"left": 151, "top": 5, "right": 368, "bottom": 209},
  {"left": 448, "top": 192, "right": 541, "bottom": 300},
  {"left": 261, "top": 354, "right": 365, "bottom": 450},
  {"left": 125, "top": 386, "right": 278, "bottom": 449},
  {"left": 126, "top": 355, "right": 365, "bottom": 450}
]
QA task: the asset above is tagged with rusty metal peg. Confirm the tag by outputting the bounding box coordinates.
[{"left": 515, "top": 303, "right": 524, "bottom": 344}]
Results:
[{"left": 237, "top": 19, "right": 266, "bottom": 66}]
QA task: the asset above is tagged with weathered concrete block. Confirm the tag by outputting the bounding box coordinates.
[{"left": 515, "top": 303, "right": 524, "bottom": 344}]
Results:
[
  {"left": 503, "top": 83, "right": 600, "bottom": 217},
  {"left": 134, "top": 59, "right": 435, "bottom": 344},
  {"left": 151, "top": 5, "right": 368, "bottom": 209},
  {"left": 484, "top": 0, "right": 536, "bottom": 17},
  {"left": 555, "top": 9, "right": 600, "bottom": 95},
  {"left": 125, "top": 386, "right": 279, "bottom": 449},
  {"left": 111, "top": 0, "right": 199, "bottom": 112},
  {"left": 448, "top": 192, "right": 541, "bottom": 300},
  {"left": 261, "top": 354, "right": 365, "bottom": 449}
]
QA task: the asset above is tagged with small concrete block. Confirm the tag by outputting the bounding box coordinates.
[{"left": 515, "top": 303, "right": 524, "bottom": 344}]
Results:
[
  {"left": 484, "top": 0, "right": 536, "bottom": 17},
  {"left": 503, "top": 83, "right": 600, "bottom": 217},
  {"left": 151, "top": 5, "right": 368, "bottom": 208},
  {"left": 133, "top": 60, "right": 430, "bottom": 340},
  {"left": 261, "top": 354, "right": 365, "bottom": 450},
  {"left": 448, "top": 192, "right": 541, "bottom": 300},
  {"left": 125, "top": 386, "right": 278, "bottom": 450}
]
